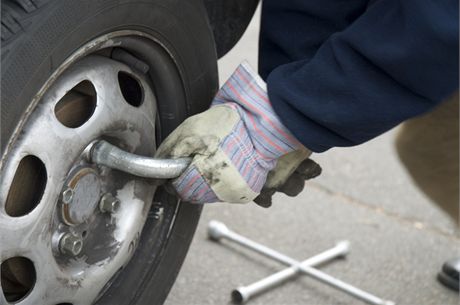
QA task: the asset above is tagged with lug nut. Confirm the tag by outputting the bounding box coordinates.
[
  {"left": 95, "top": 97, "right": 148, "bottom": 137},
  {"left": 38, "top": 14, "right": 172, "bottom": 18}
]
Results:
[
  {"left": 61, "top": 187, "right": 74, "bottom": 204},
  {"left": 99, "top": 193, "right": 120, "bottom": 213},
  {"left": 59, "top": 233, "right": 83, "bottom": 256}
]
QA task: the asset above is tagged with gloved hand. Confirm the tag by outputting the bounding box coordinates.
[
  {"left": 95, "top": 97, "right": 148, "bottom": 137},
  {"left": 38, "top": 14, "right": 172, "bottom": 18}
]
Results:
[
  {"left": 254, "top": 149, "right": 322, "bottom": 208},
  {"left": 156, "top": 62, "right": 319, "bottom": 203}
]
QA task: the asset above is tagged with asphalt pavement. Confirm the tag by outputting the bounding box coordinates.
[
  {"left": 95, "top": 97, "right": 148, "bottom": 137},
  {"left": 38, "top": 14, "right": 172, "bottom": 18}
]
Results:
[{"left": 165, "top": 8, "right": 459, "bottom": 305}]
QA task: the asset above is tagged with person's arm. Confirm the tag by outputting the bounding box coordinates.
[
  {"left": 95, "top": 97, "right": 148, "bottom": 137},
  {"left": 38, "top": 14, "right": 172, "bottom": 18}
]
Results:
[
  {"left": 259, "top": 0, "right": 370, "bottom": 79},
  {"left": 262, "top": 0, "right": 459, "bottom": 152}
]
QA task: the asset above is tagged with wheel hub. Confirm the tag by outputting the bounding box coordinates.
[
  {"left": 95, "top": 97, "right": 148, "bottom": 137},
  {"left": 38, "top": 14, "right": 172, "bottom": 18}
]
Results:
[{"left": 60, "top": 166, "right": 102, "bottom": 226}]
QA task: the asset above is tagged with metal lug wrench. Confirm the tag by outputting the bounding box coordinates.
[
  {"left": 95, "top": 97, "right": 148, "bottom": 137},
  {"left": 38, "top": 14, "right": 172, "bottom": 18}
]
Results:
[
  {"left": 87, "top": 140, "right": 191, "bottom": 179},
  {"left": 208, "top": 221, "right": 395, "bottom": 305},
  {"left": 233, "top": 240, "right": 350, "bottom": 303}
]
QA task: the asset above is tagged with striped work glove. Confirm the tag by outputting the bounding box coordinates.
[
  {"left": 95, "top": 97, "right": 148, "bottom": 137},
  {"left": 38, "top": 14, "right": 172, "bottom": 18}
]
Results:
[{"left": 156, "top": 62, "right": 318, "bottom": 204}]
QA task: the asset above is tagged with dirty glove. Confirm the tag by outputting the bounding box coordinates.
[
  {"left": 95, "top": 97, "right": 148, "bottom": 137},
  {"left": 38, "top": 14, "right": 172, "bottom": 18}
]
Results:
[
  {"left": 156, "top": 62, "right": 304, "bottom": 203},
  {"left": 254, "top": 149, "right": 322, "bottom": 208}
]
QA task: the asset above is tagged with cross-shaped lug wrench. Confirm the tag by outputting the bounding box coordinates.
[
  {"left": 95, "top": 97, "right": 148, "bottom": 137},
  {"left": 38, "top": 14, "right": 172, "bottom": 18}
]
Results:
[{"left": 208, "top": 220, "right": 395, "bottom": 305}]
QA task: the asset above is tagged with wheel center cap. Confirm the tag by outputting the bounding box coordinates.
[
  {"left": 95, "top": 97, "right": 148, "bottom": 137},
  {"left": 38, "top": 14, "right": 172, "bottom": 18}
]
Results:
[{"left": 61, "top": 167, "right": 101, "bottom": 225}]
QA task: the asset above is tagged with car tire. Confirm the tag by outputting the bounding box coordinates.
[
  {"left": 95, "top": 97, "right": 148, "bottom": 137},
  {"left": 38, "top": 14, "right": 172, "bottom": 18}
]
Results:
[{"left": 1, "top": 0, "right": 218, "bottom": 304}]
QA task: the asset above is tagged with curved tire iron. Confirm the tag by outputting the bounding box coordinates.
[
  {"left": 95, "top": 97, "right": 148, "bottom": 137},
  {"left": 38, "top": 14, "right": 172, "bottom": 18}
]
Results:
[{"left": 86, "top": 140, "right": 191, "bottom": 179}]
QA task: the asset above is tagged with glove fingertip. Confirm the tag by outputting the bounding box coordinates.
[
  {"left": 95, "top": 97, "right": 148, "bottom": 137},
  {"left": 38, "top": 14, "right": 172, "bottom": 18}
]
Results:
[
  {"left": 279, "top": 174, "right": 306, "bottom": 196},
  {"left": 297, "top": 159, "right": 322, "bottom": 179},
  {"left": 253, "top": 193, "right": 273, "bottom": 208}
]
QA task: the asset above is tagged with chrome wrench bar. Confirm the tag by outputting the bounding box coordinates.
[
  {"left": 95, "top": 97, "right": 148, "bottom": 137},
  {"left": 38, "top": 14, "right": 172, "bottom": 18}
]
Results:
[
  {"left": 208, "top": 221, "right": 395, "bottom": 305},
  {"left": 232, "top": 240, "right": 350, "bottom": 303},
  {"left": 87, "top": 140, "right": 191, "bottom": 179}
]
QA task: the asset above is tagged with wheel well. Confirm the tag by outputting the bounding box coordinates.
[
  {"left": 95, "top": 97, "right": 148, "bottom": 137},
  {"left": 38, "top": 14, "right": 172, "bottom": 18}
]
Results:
[{"left": 203, "top": 0, "right": 259, "bottom": 58}]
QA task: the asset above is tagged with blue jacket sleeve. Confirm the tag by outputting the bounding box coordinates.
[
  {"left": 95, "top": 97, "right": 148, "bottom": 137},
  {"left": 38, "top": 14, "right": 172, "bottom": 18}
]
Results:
[{"left": 260, "top": 0, "right": 459, "bottom": 153}]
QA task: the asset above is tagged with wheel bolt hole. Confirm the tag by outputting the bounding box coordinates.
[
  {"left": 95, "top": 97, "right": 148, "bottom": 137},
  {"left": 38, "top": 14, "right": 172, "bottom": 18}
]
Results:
[
  {"left": 1, "top": 257, "right": 36, "bottom": 302},
  {"left": 118, "top": 71, "right": 143, "bottom": 107},
  {"left": 82, "top": 230, "right": 88, "bottom": 238}
]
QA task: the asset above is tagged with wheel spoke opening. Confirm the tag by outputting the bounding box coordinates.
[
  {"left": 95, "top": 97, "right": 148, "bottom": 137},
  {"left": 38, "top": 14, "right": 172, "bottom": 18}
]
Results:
[
  {"left": 5, "top": 155, "right": 47, "bottom": 217},
  {"left": 118, "top": 72, "right": 144, "bottom": 107},
  {"left": 1, "top": 257, "right": 36, "bottom": 303},
  {"left": 54, "top": 80, "right": 97, "bottom": 128}
]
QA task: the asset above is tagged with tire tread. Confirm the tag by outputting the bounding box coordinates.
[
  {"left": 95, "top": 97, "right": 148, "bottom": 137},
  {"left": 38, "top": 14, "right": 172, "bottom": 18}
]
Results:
[{"left": 1, "top": 0, "right": 50, "bottom": 47}]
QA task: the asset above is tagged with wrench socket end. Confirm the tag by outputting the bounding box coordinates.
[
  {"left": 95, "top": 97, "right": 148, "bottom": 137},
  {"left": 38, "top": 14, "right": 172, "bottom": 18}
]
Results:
[
  {"left": 208, "top": 220, "right": 229, "bottom": 241},
  {"left": 231, "top": 289, "right": 247, "bottom": 304}
]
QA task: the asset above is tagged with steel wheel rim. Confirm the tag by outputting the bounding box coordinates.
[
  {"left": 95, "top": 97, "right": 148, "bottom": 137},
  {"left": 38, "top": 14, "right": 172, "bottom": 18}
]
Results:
[{"left": 0, "top": 32, "right": 172, "bottom": 305}]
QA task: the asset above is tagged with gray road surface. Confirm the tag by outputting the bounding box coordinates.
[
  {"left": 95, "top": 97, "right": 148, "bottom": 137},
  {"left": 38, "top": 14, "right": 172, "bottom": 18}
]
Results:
[{"left": 165, "top": 8, "right": 459, "bottom": 305}]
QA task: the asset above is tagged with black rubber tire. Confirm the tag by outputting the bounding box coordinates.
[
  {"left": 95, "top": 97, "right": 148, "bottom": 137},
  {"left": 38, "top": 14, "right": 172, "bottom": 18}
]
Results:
[{"left": 1, "top": 0, "right": 218, "bottom": 304}]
